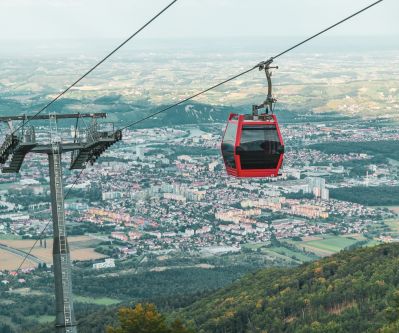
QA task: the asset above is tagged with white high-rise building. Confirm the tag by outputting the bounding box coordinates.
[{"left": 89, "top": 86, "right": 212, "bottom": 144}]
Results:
[
  {"left": 307, "top": 177, "right": 329, "bottom": 201},
  {"left": 321, "top": 188, "right": 330, "bottom": 201},
  {"left": 136, "top": 146, "right": 145, "bottom": 159}
]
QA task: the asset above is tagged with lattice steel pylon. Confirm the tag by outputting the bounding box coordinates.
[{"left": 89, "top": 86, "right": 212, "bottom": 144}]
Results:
[{"left": 0, "top": 113, "right": 122, "bottom": 333}]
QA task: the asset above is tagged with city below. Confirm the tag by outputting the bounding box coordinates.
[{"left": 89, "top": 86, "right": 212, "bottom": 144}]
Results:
[
  {"left": 0, "top": 46, "right": 398, "bottom": 331},
  {"left": 0, "top": 112, "right": 398, "bottom": 272}
]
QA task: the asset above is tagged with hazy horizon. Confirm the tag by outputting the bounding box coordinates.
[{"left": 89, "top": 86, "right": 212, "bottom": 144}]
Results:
[
  {"left": 1, "top": 35, "right": 398, "bottom": 59},
  {"left": 1, "top": 0, "right": 397, "bottom": 58},
  {"left": 0, "top": 0, "right": 396, "bottom": 39}
]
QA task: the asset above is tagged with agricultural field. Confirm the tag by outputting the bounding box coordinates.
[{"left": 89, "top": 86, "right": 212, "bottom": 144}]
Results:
[
  {"left": 380, "top": 206, "right": 399, "bottom": 215},
  {"left": 26, "top": 315, "right": 55, "bottom": 324},
  {"left": 0, "top": 235, "right": 106, "bottom": 270},
  {"left": 383, "top": 217, "right": 399, "bottom": 237},
  {"left": 268, "top": 246, "right": 315, "bottom": 262},
  {"left": 73, "top": 295, "right": 121, "bottom": 306},
  {"left": 0, "top": 249, "right": 36, "bottom": 270},
  {"left": 242, "top": 242, "right": 315, "bottom": 263},
  {"left": 288, "top": 234, "right": 367, "bottom": 257}
]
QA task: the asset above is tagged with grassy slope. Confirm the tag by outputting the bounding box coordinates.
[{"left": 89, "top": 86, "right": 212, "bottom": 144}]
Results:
[{"left": 177, "top": 243, "right": 399, "bottom": 333}]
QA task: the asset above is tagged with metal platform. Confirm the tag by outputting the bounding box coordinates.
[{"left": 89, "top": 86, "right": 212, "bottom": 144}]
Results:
[
  {"left": 0, "top": 112, "right": 120, "bottom": 333},
  {"left": 2, "top": 142, "right": 37, "bottom": 173},
  {"left": 70, "top": 130, "right": 122, "bottom": 169}
]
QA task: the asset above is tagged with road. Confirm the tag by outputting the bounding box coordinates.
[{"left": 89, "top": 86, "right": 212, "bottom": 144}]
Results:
[{"left": 0, "top": 243, "right": 45, "bottom": 266}]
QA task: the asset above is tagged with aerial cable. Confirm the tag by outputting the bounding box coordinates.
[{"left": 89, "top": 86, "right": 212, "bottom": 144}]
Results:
[
  {"left": 271, "top": 0, "right": 383, "bottom": 60},
  {"left": 11, "top": 0, "right": 384, "bottom": 274},
  {"left": 15, "top": 168, "right": 86, "bottom": 273},
  {"left": 119, "top": 67, "right": 256, "bottom": 131},
  {"left": 119, "top": 0, "right": 383, "bottom": 131},
  {"left": 12, "top": 0, "right": 178, "bottom": 134},
  {"left": 14, "top": 110, "right": 97, "bottom": 272}
]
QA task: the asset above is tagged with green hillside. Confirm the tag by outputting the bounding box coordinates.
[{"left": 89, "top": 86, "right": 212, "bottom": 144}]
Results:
[
  {"left": 177, "top": 243, "right": 399, "bottom": 333},
  {"left": 29, "top": 244, "right": 399, "bottom": 332},
  {"left": 0, "top": 96, "right": 344, "bottom": 130}
]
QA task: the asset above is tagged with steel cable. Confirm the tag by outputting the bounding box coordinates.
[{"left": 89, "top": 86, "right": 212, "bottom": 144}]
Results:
[{"left": 118, "top": 0, "right": 383, "bottom": 131}]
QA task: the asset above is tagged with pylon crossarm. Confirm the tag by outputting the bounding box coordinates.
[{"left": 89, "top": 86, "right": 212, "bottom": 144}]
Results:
[{"left": 0, "top": 112, "right": 121, "bottom": 173}]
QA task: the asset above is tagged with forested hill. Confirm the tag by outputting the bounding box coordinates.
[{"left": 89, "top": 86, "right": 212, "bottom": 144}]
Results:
[
  {"left": 177, "top": 243, "right": 399, "bottom": 333},
  {"left": 0, "top": 95, "right": 346, "bottom": 129},
  {"left": 30, "top": 244, "right": 399, "bottom": 332}
]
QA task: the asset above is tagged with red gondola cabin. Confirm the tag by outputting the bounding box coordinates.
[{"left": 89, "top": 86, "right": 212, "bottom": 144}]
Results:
[{"left": 221, "top": 113, "right": 284, "bottom": 178}]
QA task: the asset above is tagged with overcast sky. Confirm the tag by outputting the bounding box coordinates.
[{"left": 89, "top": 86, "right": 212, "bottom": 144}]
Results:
[{"left": 0, "top": 0, "right": 396, "bottom": 41}]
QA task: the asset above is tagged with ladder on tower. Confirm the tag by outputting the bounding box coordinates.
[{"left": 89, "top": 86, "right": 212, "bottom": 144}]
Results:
[
  {"left": 0, "top": 111, "right": 116, "bottom": 333},
  {"left": 50, "top": 113, "right": 75, "bottom": 332},
  {"left": 53, "top": 153, "right": 75, "bottom": 331}
]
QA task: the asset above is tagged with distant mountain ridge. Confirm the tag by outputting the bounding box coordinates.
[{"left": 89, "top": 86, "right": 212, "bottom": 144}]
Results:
[
  {"left": 112, "top": 101, "right": 238, "bottom": 127},
  {"left": 0, "top": 93, "right": 349, "bottom": 130},
  {"left": 0, "top": 97, "right": 260, "bottom": 129},
  {"left": 0, "top": 94, "right": 240, "bottom": 127}
]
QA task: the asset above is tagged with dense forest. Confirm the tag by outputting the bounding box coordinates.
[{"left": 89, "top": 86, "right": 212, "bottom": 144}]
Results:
[
  {"left": 330, "top": 185, "right": 399, "bottom": 206},
  {"left": 2, "top": 252, "right": 283, "bottom": 333},
  {"left": 27, "top": 243, "right": 399, "bottom": 333},
  {"left": 175, "top": 243, "right": 399, "bottom": 332},
  {"left": 32, "top": 253, "right": 278, "bottom": 302},
  {"left": 309, "top": 140, "right": 399, "bottom": 161}
]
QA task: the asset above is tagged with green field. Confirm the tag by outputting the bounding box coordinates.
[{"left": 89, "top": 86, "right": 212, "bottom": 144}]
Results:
[
  {"left": 383, "top": 217, "right": 399, "bottom": 239},
  {"left": 268, "top": 246, "right": 314, "bottom": 262},
  {"left": 288, "top": 235, "right": 363, "bottom": 256},
  {"left": 7, "top": 288, "right": 48, "bottom": 296},
  {"left": 74, "top": 295, "right": 121, "bottom": 306},
  {"left": 385, "top": 218, "right": 399, "bottom": 232},
  {"left": 0, "top": 234, "right": 22, "bottom": 240},
  {"left": 242, "top": 242, "right": 268, "bottom": 250},
  {"left": 305, "top": 236, "right": 358, "bottom": 253},
  {"left": 27, "top": 315, "right": 55, "bottom": 324},
  {"left": 242, "top": 242, "right": 314, "bottom": 263},
  {"left": 261, "top": 248, "right": 299, "bottom": 263}
]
